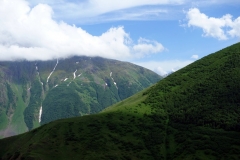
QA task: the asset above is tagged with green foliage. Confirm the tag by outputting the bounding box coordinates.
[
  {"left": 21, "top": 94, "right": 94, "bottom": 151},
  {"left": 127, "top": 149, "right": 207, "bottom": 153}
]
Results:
[
  {"left": 0, "top": 111, "right": 8, "bottom": 131},
  {"left": 24, "top": 79, "right": 42, "bottom": 130},
  {"left": 41, "top": 83, "right": 88, "bottom": 125},
  {"left": 144, "top": 42, "right": 240, "bottom": 131},
  {"left": 6, "top": 83, "right": 16, "bottom": 113},
  {"left": 21, "top": 83, "right": 28, "bottom": 103},
  {"left": 11, "top": 84, "right": 28, "bottom": 134}
]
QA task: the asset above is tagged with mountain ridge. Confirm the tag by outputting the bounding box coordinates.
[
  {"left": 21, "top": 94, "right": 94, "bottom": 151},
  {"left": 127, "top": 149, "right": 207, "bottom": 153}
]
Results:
[{"left": 0, "top": 56, "right": 162, "bottom": 138}]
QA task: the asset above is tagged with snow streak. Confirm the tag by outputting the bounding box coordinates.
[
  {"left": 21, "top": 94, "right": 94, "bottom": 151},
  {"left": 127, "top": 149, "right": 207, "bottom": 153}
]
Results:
[
  {"left": 73, "top": 70, "right": 77, "bottom": 79},
  {"left": 39, "top": 106, "right": 42, "bottom": 123},
  {"left": 67, "top": 82, "right": 72, "bottom": 86},
  {"left": 47, "top": 59, "right": 58, "bottom": 83},
  {"left": 110, "top": 72, "right": 118, "bottom": 89},
  {"left": 35, "top": 63, "right": 44, "bottom": 86}
]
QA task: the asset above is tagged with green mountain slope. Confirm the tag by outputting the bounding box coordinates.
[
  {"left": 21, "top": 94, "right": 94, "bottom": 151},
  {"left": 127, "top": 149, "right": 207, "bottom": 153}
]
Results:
[
  {"left": 0, "top": 56, "right": 161, "bottom": 138},
  {"left": 0, "top": 43, "right": 240, "bottom": 159}
]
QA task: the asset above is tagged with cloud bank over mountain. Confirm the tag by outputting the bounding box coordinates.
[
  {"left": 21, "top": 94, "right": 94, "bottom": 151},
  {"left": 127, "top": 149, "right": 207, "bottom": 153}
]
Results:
[
  {"left": 1, "top": 0, "right": 239, "bottom": 76},
  {"left": 0, "top": 0, "right": 164, "bottom": 61}
]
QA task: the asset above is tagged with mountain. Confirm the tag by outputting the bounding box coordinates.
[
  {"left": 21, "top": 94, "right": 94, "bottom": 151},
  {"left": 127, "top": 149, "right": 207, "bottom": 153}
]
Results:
[
  {"left": 0, "top": 42, "right": 240, "bottom": 159},
  {"left": 0, "top": 56, "right": 162, "bottom": 138}
]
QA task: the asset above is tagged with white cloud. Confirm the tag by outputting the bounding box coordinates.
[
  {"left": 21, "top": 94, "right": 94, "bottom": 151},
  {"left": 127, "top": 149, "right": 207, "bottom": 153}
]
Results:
[
  {"left": 190, "top": 0, "right": 240, "bottom": 7},
  {"left": 37, "top": 0, "right": 183, "bottom": 16},
  {"left": 191, "top": 54, "right": 199, "bottom": 59},
  {"left": 185, "top": 8, "right": 240, "bottom": 40},
  {"left": 155, "top": 66, "right": 168, "bottom": 76},
  {"left": 133, "top": 60, "right": 194, "bottom": 76},
  {"left": 26, "top": 1, "right": 240, "bottom": 24},
  {"left": 96, "top": 8, "right": 169, "bottom": 22},
  {"left": 228, "top": 17, "right": 240, "bottom": 38},
  {"left": 0, "top": 0, "right": 164, "bottom": 61},
  {"left": 133, "top": 38, "right": 165, "bottom": 58},
  {"left": 26, "top": 0, "right": 185, "bottom": 23}
]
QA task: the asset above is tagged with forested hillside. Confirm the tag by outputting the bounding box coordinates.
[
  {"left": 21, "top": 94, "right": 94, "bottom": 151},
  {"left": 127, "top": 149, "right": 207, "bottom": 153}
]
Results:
[{"left": 144, "top": 42, "right": 240, "bottom": 131}]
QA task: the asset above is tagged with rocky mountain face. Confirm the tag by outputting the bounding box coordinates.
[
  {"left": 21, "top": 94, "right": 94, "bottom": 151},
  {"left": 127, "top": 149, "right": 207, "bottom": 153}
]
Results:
[{"left": 0, "top": 56, "right": 162, "bottom": 138}]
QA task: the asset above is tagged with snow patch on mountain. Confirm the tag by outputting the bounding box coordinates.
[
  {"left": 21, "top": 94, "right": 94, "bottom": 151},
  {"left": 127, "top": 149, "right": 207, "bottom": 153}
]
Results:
[
  {"left": 39, "top": 106, "right": 42, "bottom": 123},
  {"left": 47, "top": 59, "right": 58, "bottom": 83},
  {"left": 110, "top": 72, "right": 118, "bottom": 89},
  {"left": 73, "top": 70, "right": 77, "bottom": 79},
  {"left": 35, "top": 63, "right": 44, "bottom": 86},
  {"left": 114, "top": 82, "right": 118, "bottom": 89}
]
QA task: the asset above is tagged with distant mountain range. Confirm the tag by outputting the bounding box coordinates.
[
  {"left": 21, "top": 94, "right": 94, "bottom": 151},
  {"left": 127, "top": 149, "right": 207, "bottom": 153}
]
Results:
[
  {"left": 0, "top": 56, "right": 162, "bottom": 138},
  {"left": 0, "top": 42, "right": 240, "bottom": 159}
]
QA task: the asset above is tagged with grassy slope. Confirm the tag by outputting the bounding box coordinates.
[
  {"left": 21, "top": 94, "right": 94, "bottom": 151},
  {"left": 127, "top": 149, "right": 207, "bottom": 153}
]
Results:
[
  {"left": 0, "top": 83, "right": 29, "bottom": 138},
  {"left": 10, "top": 84, "right": 28, "bottom": 134},
  {"left": 0, "top": 113, "right": 8, "bottom": 139},
  {"left": 0, "top": 43, "right": 240, "bottom": 159},
  {"left": 0, "top": 69, "right": 9, "bottom": 138},
  {"left": 0, "top": 90, "right": 164, "bottom": 160}
]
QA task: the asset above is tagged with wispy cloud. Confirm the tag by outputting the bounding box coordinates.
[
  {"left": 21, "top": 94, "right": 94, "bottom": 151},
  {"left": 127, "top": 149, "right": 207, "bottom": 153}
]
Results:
[
  {"left": 26, "top": 0, "right": 240, "bottom": 24},
  {"left": 133, "top": 59, "right": 194, "bottom": 76},
  {"left": 96, "top": 8, "right": 169, "bottom": 22},
  {"left": 0, "top": 0, "right": 164, "bottom": 61},
  {"left": 191, "top": 54, "right": 199, "bottom": 59},
  {"left": 27, "top": 0, "right": 185, "bottom": 24},
  {"left": 189, "top": 0, "right": 240, "bottom": 7},
  {"left": 133, "top": 38, "right": 165, "bottom": 58},
  {"left": 184, "top": 8, "right": 240, "bottom": 40}
]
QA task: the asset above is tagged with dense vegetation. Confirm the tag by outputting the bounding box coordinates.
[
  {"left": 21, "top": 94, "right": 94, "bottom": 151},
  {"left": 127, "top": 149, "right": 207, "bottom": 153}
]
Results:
[
  {"left": 24, "top": 79, "right": 43, "bottom": 130},
  {"left": 41, "top": 83, "right": 87, "bottom": 124},
  {"left": 0, "top": 56, "right": 161, "bottom": 137},
  {"left": 6, "top": 83, "right": 16, "bottom": 115},
  {"left": 144, "top": 43, "right": 240, "bottom": 131},
  {"left": 0, "top": 43, "right": 239, "bottom": 159}
]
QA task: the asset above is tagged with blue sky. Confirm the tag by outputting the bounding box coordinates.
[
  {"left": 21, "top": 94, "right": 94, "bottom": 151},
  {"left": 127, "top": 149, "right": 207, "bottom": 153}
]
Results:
[{"left": 0, "top": 0, "right": 240, "bottom": 75}]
